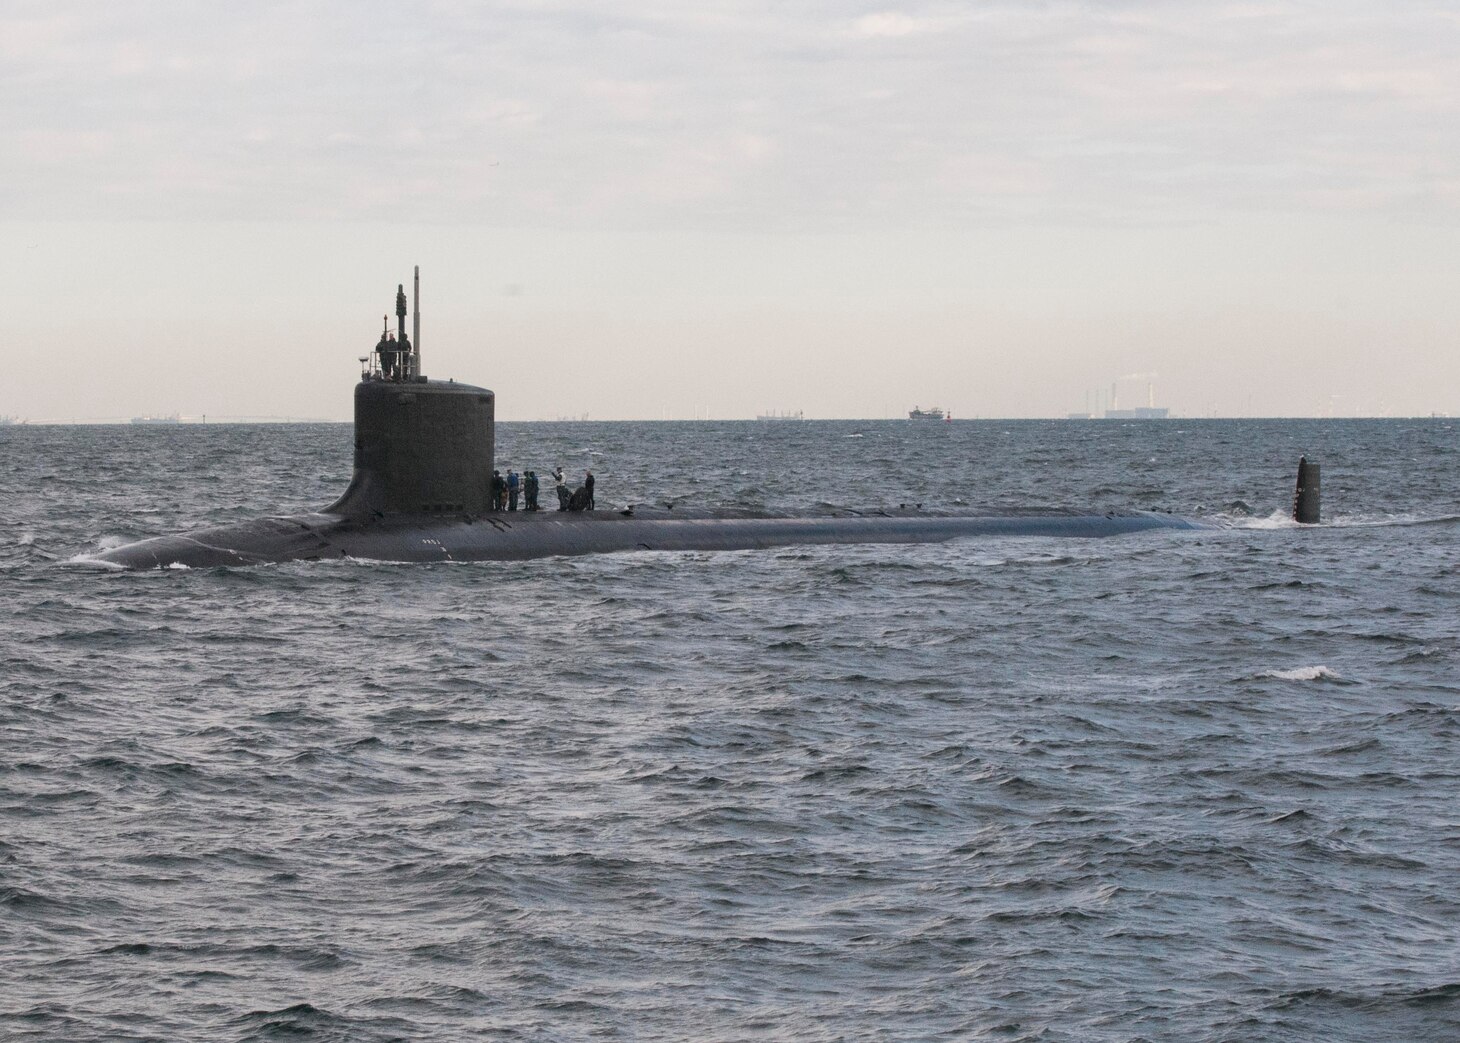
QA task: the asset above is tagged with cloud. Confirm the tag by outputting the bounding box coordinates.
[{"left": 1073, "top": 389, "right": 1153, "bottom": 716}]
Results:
[
  {"left": 582, "top": 79, "right": 666, "bottom": 122},
  {"left": 849, "top": 12, "right": 940, "bottom": 38},
  {"left": 1, "top": 1, "right": 1458, "bottom": 228}
]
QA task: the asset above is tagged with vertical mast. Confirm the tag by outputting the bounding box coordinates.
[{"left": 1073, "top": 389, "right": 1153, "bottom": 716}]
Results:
[{"left": 413, "top": 265, "right": 421, "bottom": 379}]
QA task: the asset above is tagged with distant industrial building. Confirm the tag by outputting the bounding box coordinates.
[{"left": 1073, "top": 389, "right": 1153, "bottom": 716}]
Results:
[
  {"left": 1104, "top": 406, "right": 1169, "bottom": 420},
  {"left": 1070, "top": 376, "right": 1170, "bottom": 419}
]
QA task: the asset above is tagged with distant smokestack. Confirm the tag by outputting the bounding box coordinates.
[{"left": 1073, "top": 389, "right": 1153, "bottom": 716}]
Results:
[
  {"left": 1110, "top": 382, "right": 1118, "bottom": 411},
  {"left": 1147, "top": 382, "right": 1154, "bottom": 408}
]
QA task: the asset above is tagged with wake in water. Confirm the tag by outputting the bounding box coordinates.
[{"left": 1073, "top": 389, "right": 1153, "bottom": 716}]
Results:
[{"left": 1216, "top": 509, "right": 1460, "bottom": 530}]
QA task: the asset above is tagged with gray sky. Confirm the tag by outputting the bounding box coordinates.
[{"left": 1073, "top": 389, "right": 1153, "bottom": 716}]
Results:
[{"left": 4, "top": 1, "right": 1459, "bottom": 419}]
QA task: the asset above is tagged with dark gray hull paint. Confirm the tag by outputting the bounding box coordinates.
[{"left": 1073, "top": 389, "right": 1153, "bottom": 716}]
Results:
[{"left": 88, "top": 507, "right": 1205, "bottom": 570}]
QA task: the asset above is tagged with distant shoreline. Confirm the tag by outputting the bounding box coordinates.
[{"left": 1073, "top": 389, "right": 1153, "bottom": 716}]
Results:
[{"left": 6, "top": 414, "right": 1450, "bottom": 426}]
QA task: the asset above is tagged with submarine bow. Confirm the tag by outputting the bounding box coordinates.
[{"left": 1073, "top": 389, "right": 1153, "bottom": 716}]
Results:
[{"left": 88, "top": 270, "right": 1206, "bottom": 570}]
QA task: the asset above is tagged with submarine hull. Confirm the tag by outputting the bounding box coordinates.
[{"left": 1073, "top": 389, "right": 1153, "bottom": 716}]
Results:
[
  {"left": 89, "top": 507, "right": 1205, "bottom": 570},
  {"left": 83, "top": 279, "right": 1218, "bottom": 572}
]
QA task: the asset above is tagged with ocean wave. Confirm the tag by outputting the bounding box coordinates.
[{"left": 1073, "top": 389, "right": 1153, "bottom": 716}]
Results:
[{"left": 1264, "top": 665, "right": 1344, "bottom": 682}]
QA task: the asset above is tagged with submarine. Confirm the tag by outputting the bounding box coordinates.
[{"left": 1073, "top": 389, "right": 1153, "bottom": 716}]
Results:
[{"left": 90, "top": 269, "right": 1211, "bottom": 570}]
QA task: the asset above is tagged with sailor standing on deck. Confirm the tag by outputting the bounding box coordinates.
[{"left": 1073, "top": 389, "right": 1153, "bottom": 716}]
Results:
[
  {"left": 506, "top": 469, "right": 520, "bottom": 511},
  {"left": 553, "top": 467, "right": 570, "bottom": 511}
]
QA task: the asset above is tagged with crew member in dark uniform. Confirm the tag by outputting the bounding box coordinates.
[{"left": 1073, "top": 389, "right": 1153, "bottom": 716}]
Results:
[
  {"left": 584, "top": 470, "right": 595, "bottom": 510},
  {"left": 376, "top": 328, "right": 394, "bottom": 378},
  {"left": 395, "top": 332, "right": 411, "bottom": 378}
]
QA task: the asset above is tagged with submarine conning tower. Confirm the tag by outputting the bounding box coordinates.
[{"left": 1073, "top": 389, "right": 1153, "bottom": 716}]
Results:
[{"left": 326, "top": 267, "right": 496, "bottom": 517}]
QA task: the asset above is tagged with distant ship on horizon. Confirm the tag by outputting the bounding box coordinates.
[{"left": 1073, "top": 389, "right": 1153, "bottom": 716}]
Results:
[
  {"left": 130, "top": 413, "right": 182, "bottom": 425},
  {"left": 908, "top": 406, "right": 948, "bottom": 421},
  {"left": 757, "top": 409, "right": 804, "bottom": 421}
]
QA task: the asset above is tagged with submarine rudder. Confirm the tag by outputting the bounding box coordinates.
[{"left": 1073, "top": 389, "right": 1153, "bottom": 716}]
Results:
[{"left": 1292, "top": 456, "right": 1321, "bottom": 524}]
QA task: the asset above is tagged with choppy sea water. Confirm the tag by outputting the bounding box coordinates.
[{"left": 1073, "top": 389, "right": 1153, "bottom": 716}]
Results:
[{"left": 2, "top": 417, "right": 1458, "bottom": 1042}]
